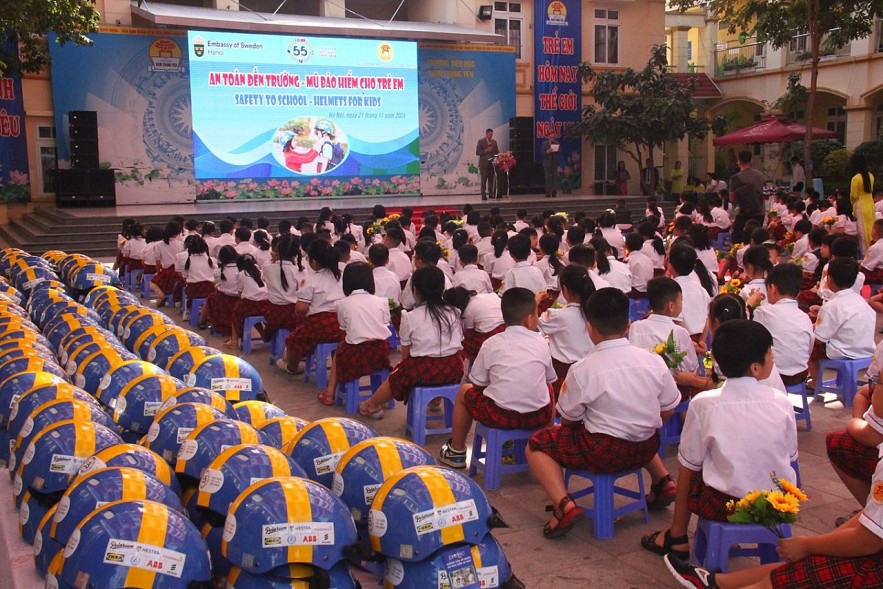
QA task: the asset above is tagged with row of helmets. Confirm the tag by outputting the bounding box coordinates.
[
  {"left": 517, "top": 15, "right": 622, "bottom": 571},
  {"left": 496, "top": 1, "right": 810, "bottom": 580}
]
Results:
[{"left": 0, "top": 247, "right": 525, "bottom": 588}]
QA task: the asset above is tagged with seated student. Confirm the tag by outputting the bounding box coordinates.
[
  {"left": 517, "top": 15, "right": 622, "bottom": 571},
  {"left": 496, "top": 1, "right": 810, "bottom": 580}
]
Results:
[
  {"left": 381, "top": 227, "right": 412, "bottom": 286},
  {"left": 338, "top": 234, "right": 367, "bottom": 264},
  {"left": 590, "top": 235, "right": 632, "bottom": 293},
  {"left": 321, "top": 262, "right": 392, "bottom": 406},
  {"left": 538, "top": 265, "right": 596, "bottom": 399},
  {"left": 708, "top": 193, "right": 732, "bottom": 231},
  {"left": 452, "top": 244, "right": 494, "bottom": 295},
  {"left": 860, "top": 218, "right": 883, "bottom": 284},
  {"left": 367, "top": 244, "right": 403, "bottom": 305},
  {"left": 750, "top": 263, "right": 814, "bottom": 387},
  {"left": 277, "top": 240, "right": 345, "bottom": 375},
  {"left": 637, "top": 221, "right": 666, "bottom": 275},
  {"left": 228, "top": 254, "right": 269, "bottom": 350},
  {"left": 501, "top": 234, "right": 546, "bottom": 294},
  {"left": 625, "top": 231, "right": 654, "bottom": 297},
  {"left": 818, "top": 236, "right": 865, "bottom": 304},
  {"left": 179, "top": 235, "right": 218, "bottom": 320},
  {"left": 666, "top": 463, "right": 883, "bottom": 589},
  {"left": 738, "top": 245, "right": 772, "bottom": 308},
  {"left": 597, "top": 210, "right": 626, "bottom": 260},
  {"left": 445, "top": 287, "right": 504, "bottom": 363},
  {"left": 834, "top": 196, "right": 859, "bottom": 236},
  {"left": 667, "top": 244, "right": 716, "bottom": 343},
  {"left": 809, "top": 257, "right": 876, "bottom": 385},
  {"left": 211, "top": 219, "right": 236, "bottom": 259},
  {"left": 688, "top": 224, "right": 719, "bottom": 282},
  {"left": 790, "top": 219, "right": 813, "bottom": 261},
  {"left": 486, "top": 230, "right": 514, "bottom": 288},
  {"left": 526, "top": 288, "right": 681, "bottom": 539},
  {"left": 120, "top": 222, "right": 147, "bottom": 275},
  {"left": 149, "top": 221, "right": 185, "bottom": 306},
  {"left": 262, "top": 234, "right": 307, "bottom": 340},
  {"left": 400, "top": 240, "right": 453, "bottom": 310},
  {"left": 513, "top": 208, "right": 530, "bottom": 233},
  {"left": 614, "top": 199, "right": 633, "bottom": 232},
  {"left": 438, "top": 288, "right": 557, "bottom": 468},
  {"left": 358, "top": 266, "right": 464, "bottom": 419},
  {"left": 642, "top": 319, "right": 799, "bottom": 561}
]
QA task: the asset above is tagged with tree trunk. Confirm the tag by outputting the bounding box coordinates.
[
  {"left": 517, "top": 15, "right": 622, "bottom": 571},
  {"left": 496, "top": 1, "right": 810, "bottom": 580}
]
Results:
[{"left": 803, "top": 0, "right": 820, "bottom": 176}]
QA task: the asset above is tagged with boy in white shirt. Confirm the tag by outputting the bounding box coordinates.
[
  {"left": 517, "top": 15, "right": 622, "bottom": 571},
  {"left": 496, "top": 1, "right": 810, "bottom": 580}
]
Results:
[
  {"left": 451, "top": 245, "right": 494, "bottom": 295},
  {"left": 210, "top": 219, "right": 236, "bottom": 259},
  {"left": 439, "top": 288, "right": 557, "bottom": 468},
  {"left": 513, "top": 209, "right": 530, "bottom": 233},
  {"left": 381, "top": 227, "right": 412, "bottom": 285},
  {"left": 642, "top": 319, "right": 798, "bottom": 561},
  {"left": 708, "top": 194, "right": 732, "bottom": 230},
  {"left": 750, "top": 263, "right": 814, "bottom": 387},
  {"left": 790, "top": 219, "right": 813, "bottom": 261},
  {"left": 625, "top": 232, "right": 653, "bottom": 296},
  {"left": 861, "top": 219, "right": 883, "bottom": 284},
  {"left": 667, "top": 245, "right": 712, "bottom": 341},
  {"left": 501, "top": 234, "right": 547, "bottom": 294},
  {"left": 629, "top": 277, "right": 699, "bottom": 379},
  {"left": 400, "top": 241, "right": 453, "bottom": 310},
  {"left": 810, "top": 257, "right": 877, "bottom": 385},
  {"left": 367, "top": 244, "right": 402, "bottom": 305},
  {"left": 526, "top": 288, "right": 681, "bottom": 538}
]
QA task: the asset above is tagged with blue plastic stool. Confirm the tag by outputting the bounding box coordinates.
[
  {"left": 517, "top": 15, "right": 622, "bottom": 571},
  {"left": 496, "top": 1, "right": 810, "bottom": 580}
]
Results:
[
  {"left": 658, "top": 399, "right": 690, "bottom": 458},
  {"left": 387, "top": 325, "right": 400, "bottom": 351},
  {"left": 304, "top": 342, "right": 338, "bottom": 389},
  {"left": 405, "top": 384, "right": 461, "bottom": 445},
  {"left": 791, "top": 459, "right": 801, "bottom": 488},
  {"left": 785, "top": 381, "right": 812, "bottom": 431},
  {"left": 268, "top": 328, "right": 291, "bottom": 366},
  {"left": 127, "top": 269, "right": 143, "bottom": 294},
  {"left": 141, "top": 273, "right": 155, "bottom": 299},
  {"left": 564, "top": 468, "right": 650, "bottom": 539},
  {"left": 629, "top": 297, "right": 651, "bottom": 322},
  {"left": 692, "top": 518, "right": 791, "bottom": 573},
  {"left": 188, "top": 298, "right": 207, "bottom": 329},
  {"left": 241, "top": 314, "right": 267, "bottom": 354},
  {"left": 337, "top": 369, "right": 391, "bottom": 414},
  {"left": 816, "top": 356, "right": 872, "bottom": 407},
  {"left": 468, "top": 424, "right": 534, "bottom": 491}
]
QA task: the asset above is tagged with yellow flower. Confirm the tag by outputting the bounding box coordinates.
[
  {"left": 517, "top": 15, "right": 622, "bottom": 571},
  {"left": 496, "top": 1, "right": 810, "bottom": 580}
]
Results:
[
  {"left": 730, "top": 278, "right": 741, "bottom": 288},
  {"left": 737, "top": 489, "right": 763, "bottom": 510},
  {"left": 779, "top": 479, "right": 808, "bottom": 502},
  {"left": 767, "top": 491, "right": 801, "bottom": 514},
  {"left": 725, "top": 499, "right": 736, "bottom": 512},
  {"left": 654, "top": 343, "right": 666, "bottom": 354}
]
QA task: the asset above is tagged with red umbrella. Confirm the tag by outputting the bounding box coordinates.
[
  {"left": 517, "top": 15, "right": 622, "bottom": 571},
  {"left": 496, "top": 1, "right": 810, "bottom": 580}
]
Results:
[{"left": 713, "top": 117, "right": 837, "bottom": 146}]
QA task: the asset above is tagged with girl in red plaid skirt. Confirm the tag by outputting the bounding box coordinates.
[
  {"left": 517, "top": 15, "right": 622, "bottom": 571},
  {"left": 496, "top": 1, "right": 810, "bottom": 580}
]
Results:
[
  {"left": 149, "top": 221, "right": 184, "bottom": 304},
  {"left": 359, "top": 265, "right": 463, "bottom": 419},
  {"left": 228, "top": 254, "right": 269, "bottom": 350},
  {"left": 278, "top": 239, "right": 344, "bottom": 373},
  {"left": 203, "top": 245, "right": 239, "bottom": 335},
  {"left": 181, "top": 235, "right": 217, "bottom": 317},
  {"left": 444, "top": 287, "right": 504, "bottom": 362},
  {"left": 263, "top": 234, "right": 307, "bottom": 338},
  {"left": 320, "top": 262, "right": 392, "bottom": 405}
]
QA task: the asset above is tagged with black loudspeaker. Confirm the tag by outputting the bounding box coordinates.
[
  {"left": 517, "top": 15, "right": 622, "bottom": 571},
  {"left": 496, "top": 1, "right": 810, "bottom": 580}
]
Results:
[
  {"left": 70, "top": 139, "right": 98, "bottom": 155},
  {"left": 71, "top": 154, "right": 100, "bottom": 169},
  {"left": 509, "top": 116, "right": 535, "bottom": 162},
  {"left": 56, "top": 168, "right": 116, "bottom": 208},
  {"left": 69, "top": 110, "right": 97, "bottom": 125},
  {"left": 69, "top": 125, "right": 98, "bottom": 140}
]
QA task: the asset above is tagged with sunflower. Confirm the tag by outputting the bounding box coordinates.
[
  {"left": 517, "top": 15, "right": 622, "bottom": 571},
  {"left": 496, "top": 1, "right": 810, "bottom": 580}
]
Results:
[
  {"left": 737, "top": 489, "right": 763, "bottom": 510},
  {"left": 779, "top": 479, "right": 808, "bottom": 502},
  {"left": 654, "top": 343, "right": 666, "bottom": 354},
  {"left": 767, "top": 491, "right": 801, "bottom": 514}
]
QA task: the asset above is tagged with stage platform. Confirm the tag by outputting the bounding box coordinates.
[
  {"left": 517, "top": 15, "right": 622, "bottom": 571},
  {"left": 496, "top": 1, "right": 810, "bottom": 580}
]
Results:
[{"left": 0, "top": 192, "right": 673, "bottom": 258}]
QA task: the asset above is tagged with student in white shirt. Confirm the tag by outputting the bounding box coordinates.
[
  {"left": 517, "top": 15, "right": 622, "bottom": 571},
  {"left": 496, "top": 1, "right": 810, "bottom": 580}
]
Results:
[
  {"left": 277, "top": 240, "right": 345, "bottom": 374},
  {"left": 538, "top": 265, "right": 595, "bottom": 398},
  {"left": 642, "top": 319, "right": 798, "bottom": 561},
  {"left": 121, "top": 222, "right": 147, "bottom": 273},
  {"left": 751, "top": 263, "right": 814, "bottom": 386},
  {"left": 367, "top": 244, "right": 403, "bottom": 305},
  {"left": 228, "top": 254, "right": 269, "bottom": 350},
  {"left": 625, "top": 232, "right": 654, "bottom": 296},
  {"left": 738, "top": 245, "right": 771, "bottom": 308},
  {"left": 321, "top": 262, "right": 392, "bottom": 406},
  {"left": 501, "top": 234, "right": 546, "bottom": 294},
  {"left": 597, "top": 211, "right": 626, "bottom": 259},
  {"left": 862, "top": 218, "right": 883, "bottom": 284},
  {"left": 629, "top": 277, "right": 699, "bottom": 376},
  {"left": 200, "top": 245, "right": 239, "bottom": 334},
  {"left": 149, "top": 221, "right": 185, "bottom": 305},
  {"left": 446, "top": 287, "right": 505, "bottom": 363},
  {"left": 535, "top": 234, "right": 564, "bottom": 295},
  {"left": 790, "top": 219, "right": 813, "bottom": 262},
  {"left": 210, "top": 219, "right": 236, "bottom": 259},
  {"left": 438, "top": 288, "right": 557, "bottom": 468},
  {"left": 180, "top": 236, "right": 218, "bottom": 320},
  {"left": 835, "top": 197, "right": 859, "bottom": 237},
  {"left": 590, "top": 235, "right": 632, "bottom": 293},
  {"left": 262, "top": 234, "right": 307, "bottom": 340},
  {"left": 250, "top": 229, "right": 272, "bottom": 267},
  {"left": 358, "top": 266, "right": 464, "bottom": 419},
  {"left": 667, "top": 244, "right": 716, "bottom": 341},
  {"left": 381, "top": 227, "right": 412, "bottom": 285},
  {"left": 486, "top": 230, "right": 514, "bottom": 287},
  {"left": 474, "top": 222, "right": 495, "bottom": 268},
  {"left": 451, "top": 245, "right": 493, "bottom": 295},
  {"left": 513, "top": 209, "right": 530, "bottom": 233},
  {"left": 233, "top": 227, "right": 258, "bottom": 259},
  {"left": 400, "top": 241, "right": 453, "bottom": 310},
  {"left": 527, "top": 288, "right": 681, "bottom": 539},
  {"left": 638, "top": 222, "right": 666, "bottom": 273},
  {"left": 708, "top": 194, "right": 732, "bottom": 230},
  {"left": 810, "top": 257, "right": 877, "bottom": 385}
]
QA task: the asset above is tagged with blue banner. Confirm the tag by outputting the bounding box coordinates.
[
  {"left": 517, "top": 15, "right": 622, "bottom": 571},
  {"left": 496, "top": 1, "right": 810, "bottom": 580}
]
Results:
[
  {"left": 534, "top": 0, "right": 581, "bottom": 191},
  {"left": 0, "top": 36, "right": 30, "bottom": 203},
  {"left": 187, "top": 31, "right": 420, "bottom": 188}
]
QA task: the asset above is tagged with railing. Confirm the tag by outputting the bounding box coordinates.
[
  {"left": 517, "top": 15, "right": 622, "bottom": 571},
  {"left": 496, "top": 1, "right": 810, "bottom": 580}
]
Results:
[
  {"left": 714, "top": 42, "right": 766, "bottom": 76},
  {"left": 786, "top": 31, "right": 850, "bottom": 65}
]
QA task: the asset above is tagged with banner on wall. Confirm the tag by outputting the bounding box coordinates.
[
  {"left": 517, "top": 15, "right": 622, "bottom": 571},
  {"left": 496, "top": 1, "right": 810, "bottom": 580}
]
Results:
[
  {"left": 187, "top": 30, "right": 420, "bottom": 198},
  {"left": 0, "top": 35, "right": 30, "bottom": 203},
  {"left": 534, "top": 0, "right": 581, "bottom": 191},
  {"left": 418, "top": 44, "right": 515, "bottom": 196}
]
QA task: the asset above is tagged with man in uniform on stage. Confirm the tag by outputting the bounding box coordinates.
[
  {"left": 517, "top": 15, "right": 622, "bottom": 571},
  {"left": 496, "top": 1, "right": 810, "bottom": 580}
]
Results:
[{"left": 476, "top": 128, "right": 499, "bottom": 200}]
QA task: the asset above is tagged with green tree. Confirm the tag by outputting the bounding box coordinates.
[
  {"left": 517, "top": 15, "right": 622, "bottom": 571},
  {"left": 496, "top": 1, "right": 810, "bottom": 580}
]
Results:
[
  {"left": 1, "top": 0, "right": 100, "bottom": 75},
  {"left": 572, "top": 44, "right": 724, "bottom": 195},
  {"left": 670, "top": 0, "right": 883, "bottom": 167}
]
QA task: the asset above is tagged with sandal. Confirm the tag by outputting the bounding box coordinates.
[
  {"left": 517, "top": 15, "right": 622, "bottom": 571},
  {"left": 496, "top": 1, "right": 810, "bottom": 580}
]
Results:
[
  {"left": 358, "top": 401, "right": 384, "bottom": 420},
  {"left": 542, "top": 495, "right": 584, "bottom": 539},
  {"left": 318, "top": 391, "right": 336, "bottom": 406},
  {"left": 641, "top": 529, "right": 689, "bottom": 560},
  {"left": 647, "top": 474, "right": 677, "bottom": 510}
]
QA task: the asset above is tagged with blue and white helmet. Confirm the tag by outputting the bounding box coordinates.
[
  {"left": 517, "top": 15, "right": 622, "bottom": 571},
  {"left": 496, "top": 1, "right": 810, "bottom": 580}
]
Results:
[
  {"left": 113, "top": 373, "right": 184, "bottom": 434},
  {"left": 143, "top": 402, "right": 226, "bottom": 464},
  {"left": 259, "top": 416, "right": 309, "bottom": 449},
  {"left": 174, "top": 418, "right": 267, "bottom": 484},
  {"left": 157, "top": 386, "right": 238, "bottom": 419},
  {"left": 283, "top": 418, "right": 378, "bottom": 489},
  {"left": 226, "top": 562, "right": 360, "bottom": 589},
  {"left": 233, "top": 400, "right": 286, "bottom": 427}
]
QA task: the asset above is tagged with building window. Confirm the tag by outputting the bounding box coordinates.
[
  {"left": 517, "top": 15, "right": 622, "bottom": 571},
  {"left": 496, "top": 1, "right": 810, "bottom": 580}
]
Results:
[
  {"left": 36, "top": 125, "right": 56, "bottom": 195},
  {"left": 594, "top": 144, "right": 618, "bottom": 193},
  {"left": 594, "top": 9, "right": 620, "bottom": 65},
  {"left": 826, "top": 106, "right": 847, "bottom": 144},
  {"left": 687, "top": 41, "right": 693, "bottom": 62},
  {"left": 494, "top": 2, "right": 523, "bottom": 60}
]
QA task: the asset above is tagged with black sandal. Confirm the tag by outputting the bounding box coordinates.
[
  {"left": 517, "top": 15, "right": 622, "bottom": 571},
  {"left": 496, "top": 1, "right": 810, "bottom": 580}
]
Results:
[
  {"left": 647, "top": 474, "right": 677, "bottom": 510},
  {"left": 640, "top": 529, "right": 689, "bottom": 560},
  {"left": 542, "top": 494, "right": 584, "bottom": 539}
]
